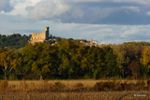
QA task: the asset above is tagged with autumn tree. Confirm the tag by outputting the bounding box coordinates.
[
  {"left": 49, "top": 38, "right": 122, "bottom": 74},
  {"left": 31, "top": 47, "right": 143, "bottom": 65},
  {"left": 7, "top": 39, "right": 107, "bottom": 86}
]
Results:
[{"left": 141, "top": 46, "right": 150, "bottom": 76}]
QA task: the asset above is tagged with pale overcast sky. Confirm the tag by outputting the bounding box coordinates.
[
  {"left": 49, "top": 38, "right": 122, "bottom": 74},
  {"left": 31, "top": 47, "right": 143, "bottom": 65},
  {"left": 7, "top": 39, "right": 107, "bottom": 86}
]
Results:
[{"left": 0, "top": 0, "right": 150, "bottom": 43}]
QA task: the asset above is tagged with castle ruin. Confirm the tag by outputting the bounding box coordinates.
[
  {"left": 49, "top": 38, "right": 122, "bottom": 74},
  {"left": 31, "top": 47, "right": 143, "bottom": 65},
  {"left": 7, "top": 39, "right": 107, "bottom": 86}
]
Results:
[{"left": 30, "top": 26, "right": 49, "bottom": 44}]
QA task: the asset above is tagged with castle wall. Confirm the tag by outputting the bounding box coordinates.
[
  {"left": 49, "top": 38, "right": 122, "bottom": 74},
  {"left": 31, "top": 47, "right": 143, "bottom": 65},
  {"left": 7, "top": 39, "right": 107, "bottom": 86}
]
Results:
[
  {"left": 30, "top": 27, "right": 49, "bottom": 44},
  {"left": 30, "top": 32, "right": 46, "bottom": 43}
]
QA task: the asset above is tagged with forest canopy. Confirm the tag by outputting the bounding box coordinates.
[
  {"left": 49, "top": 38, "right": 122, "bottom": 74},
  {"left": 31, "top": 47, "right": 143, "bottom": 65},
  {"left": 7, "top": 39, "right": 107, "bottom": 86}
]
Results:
[
  {"left": 0, "top": 34, "right": 150, "bottom": 80},
  {"left": 0, "top": 34, "right": 29, "bottom": 48}
]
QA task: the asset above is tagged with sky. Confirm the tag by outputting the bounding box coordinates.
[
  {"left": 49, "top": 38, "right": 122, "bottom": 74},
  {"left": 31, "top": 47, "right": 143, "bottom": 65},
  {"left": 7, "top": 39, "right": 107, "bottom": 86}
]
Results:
[{"left": 0, "top": 0, "right": 150, "bottom": 43}]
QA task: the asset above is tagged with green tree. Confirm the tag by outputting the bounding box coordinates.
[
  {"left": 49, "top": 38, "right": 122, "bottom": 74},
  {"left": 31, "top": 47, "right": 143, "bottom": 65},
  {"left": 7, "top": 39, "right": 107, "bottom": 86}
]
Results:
[{"left": 0, "top": 49, "right": 16, "bottom": 80}]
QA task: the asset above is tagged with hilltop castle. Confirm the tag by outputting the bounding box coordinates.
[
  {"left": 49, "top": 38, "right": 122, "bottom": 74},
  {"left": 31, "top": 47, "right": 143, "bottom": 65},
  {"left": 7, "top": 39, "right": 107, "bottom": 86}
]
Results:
[{"left": 30, "top": 26, "right": 49, "bottom": 44}]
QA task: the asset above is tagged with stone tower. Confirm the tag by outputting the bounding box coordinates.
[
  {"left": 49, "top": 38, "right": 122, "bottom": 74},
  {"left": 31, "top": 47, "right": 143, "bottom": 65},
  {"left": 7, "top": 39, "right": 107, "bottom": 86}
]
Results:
[
  {"left": 30, "top": 26, "right": 50, "bottom": 44},
  {"left": 45, "top": 26, "right": 49, "bottom": 40}
]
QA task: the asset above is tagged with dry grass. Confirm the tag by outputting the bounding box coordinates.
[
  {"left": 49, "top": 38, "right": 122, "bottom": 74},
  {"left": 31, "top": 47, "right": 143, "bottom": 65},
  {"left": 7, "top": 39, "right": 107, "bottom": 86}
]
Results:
[
  {"left": 0, "top": 80, "right": 149, "bottom": 100},
  {"left": 0, "top": 79, "right": 149, "bottom": 92},
  {"left": 0, "top": 91, "right": 150, "bottom": 100}
]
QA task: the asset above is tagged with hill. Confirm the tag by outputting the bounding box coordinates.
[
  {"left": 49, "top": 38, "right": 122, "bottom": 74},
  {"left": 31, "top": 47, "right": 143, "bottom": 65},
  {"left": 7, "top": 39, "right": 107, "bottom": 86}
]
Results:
[
  {"left": 0, "top": 34, "right": 29, "bottom": 48},
  {"left": 0, "top": 37, "right": 150, "bottom": 80}
]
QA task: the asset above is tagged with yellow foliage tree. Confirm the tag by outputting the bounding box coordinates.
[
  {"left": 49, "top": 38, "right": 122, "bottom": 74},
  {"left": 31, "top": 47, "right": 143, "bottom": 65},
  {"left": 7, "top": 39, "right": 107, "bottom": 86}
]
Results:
[{"left": 141, "top": 46, "right": 150, "bottom": 66}]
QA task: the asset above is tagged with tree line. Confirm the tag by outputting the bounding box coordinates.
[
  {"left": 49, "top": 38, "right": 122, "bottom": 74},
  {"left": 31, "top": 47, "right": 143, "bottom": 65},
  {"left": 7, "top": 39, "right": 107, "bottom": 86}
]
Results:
[
  {"left": 0, "top": 38, "right": 150, "bottom": 80},
  {"left": 0, "top": 34, "right": 29, "bottom": 48}
]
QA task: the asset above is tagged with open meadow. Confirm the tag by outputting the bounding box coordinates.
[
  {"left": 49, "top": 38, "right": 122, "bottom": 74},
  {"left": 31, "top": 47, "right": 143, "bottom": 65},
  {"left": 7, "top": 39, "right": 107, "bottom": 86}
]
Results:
[{"left": 0, "top": 80, "right": 150, "bottom": 100}]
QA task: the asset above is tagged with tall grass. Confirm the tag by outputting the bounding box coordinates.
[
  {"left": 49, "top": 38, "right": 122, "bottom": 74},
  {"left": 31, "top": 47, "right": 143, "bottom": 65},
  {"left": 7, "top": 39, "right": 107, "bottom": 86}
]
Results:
[
  {"left": 0, "top": 79, "right": 149, "bottom": 93},
  {"left": 0, "top": 80, "right": 149, "bottom": 100}
]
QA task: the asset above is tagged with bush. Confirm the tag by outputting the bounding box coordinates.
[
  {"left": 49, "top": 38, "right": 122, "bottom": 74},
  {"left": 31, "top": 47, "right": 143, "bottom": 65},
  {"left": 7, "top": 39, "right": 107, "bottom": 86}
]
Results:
[
  {"left": 71, "top": 83, "right": 87, "bottom": 92},
  {"left": 50, "top": 82, "right": 67, "bottom": 92},
  {"left": 93, "top": 82, "right": 115, "bottom": 91},
  {"left": 93, "top": 81, "right": 147, "bottom": 91},
  {"left": 120, "top": 81, "right": 146, "bottom": 91},
  {"left": 147, "top": 79, "right": 150, "bottom": 90}
]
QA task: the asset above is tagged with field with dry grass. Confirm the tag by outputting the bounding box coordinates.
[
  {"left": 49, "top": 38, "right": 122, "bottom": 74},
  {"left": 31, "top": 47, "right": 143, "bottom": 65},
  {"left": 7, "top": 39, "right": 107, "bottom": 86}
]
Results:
[
  {"left": 0, "top": 80, "right": 150, "bottom": 100},
  {"left": 0, "top": 91, "right": 150, "bottom": 100}
]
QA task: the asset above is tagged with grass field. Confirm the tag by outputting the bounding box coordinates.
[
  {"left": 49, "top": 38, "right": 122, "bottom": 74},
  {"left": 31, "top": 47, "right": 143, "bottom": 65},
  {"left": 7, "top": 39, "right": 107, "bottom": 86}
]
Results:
[
  {"left": 0, "top": 80, "right": 150, "bottom": 100},
  {"left": 0, "top": 91, "right": 150, "bottom": 100}
]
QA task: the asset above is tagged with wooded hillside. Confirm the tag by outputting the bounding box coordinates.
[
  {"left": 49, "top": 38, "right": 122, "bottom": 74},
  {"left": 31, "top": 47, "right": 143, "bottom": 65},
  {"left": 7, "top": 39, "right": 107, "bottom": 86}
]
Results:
[{"left": 0, "top": 34, "right": 150, "bottom": 80}]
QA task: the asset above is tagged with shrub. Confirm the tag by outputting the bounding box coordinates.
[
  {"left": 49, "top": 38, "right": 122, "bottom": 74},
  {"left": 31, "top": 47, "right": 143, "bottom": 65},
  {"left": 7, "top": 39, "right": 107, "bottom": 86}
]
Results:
[
  {"left": 72, "top": 83, "right": 85, "bottom": 92},
  {"left": 93, "top": 82, "right": 115, "bottom": 91},
  {"left": 50, "top": 82, "right": 67, "bottom": 92}
]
